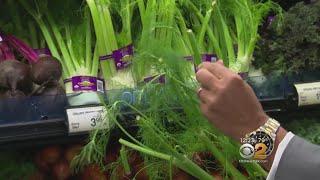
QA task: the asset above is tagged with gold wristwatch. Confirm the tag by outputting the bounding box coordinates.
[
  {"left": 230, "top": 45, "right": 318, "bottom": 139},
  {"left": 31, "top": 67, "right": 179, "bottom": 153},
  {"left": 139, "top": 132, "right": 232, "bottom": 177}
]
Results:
[{"left": 245, "top": 118, "right": 280, "bottom": 159}]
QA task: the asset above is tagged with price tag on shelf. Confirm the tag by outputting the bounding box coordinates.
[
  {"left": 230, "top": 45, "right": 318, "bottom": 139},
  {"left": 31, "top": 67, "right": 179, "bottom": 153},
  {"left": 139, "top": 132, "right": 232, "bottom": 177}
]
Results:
[
  {"left": 66, "top": 106, "right": 109, "bottom": 134},
  {"left": 295, "top": 82, "right": 320, "bottom": 107}
]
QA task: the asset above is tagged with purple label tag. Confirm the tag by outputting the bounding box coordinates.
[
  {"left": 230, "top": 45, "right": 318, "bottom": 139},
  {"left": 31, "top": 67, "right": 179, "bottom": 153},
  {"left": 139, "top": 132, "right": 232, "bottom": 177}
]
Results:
[
  {"left": 202, "top": 54, "right": 217, "bottom": 62},
  {"left": 99, "top": 44, "right": 134, "bottom": 71},
  {"left": 267, "top": 15, "right": 275, "bottom": 26},
  {"left": 112, "top": 44, "right": 134, "bottom": 70},
  {"left": 183, "top": 54, "right": 217, "bottom": 63},
  {"left": 188, "top": 54, "right": 218, "bottom": 72},
  {"left": 238, "top": 72, "right": 249, "bottom": 80},
  {"left": 143, "top": 75, "right": 166, "bottom": 84},
  {"left": 68, "top": 76, "right": 105, "bottom": 92},
  {"left": 33, "top": 48, "right": 52, "bottom": 56}
]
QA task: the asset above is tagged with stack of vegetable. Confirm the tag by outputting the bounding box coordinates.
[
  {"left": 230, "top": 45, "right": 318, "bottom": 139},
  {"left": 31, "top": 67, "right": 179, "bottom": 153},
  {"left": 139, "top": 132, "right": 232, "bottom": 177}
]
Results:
[
  {"left": 272, "top": 0, "right": 313, "bottom": 10},
  {"left": 0, "top": 143, "right": 105, "bottom": 180},
  {"left": 177, "top": 0, "right": 282, "bottom": 74},
  {"left": 0, "top": 0, "right": 293, "bottom": 179},
  {"left": 18, "top": 0, "right": 107, "bottom": 106},
  {"left": 86, "top": 0, "right": 138, "bottom": 89},
  {"left": 27, "top": 144, "right": 127, "bottom": 180},
  {"left": 0, "top": 36, "right": 64, "bottom": 101},
  {"left": 286, "top": 118, "right": 320, "bottom": 145},
  {"left": 254, "top": 1, "right": 320, "bottom": 75},
  {"left": 70, "top": 0, "right": 278, "bottom": 179},
  {"left": 0, "top": 1, "right": 66, "bottom": 114}
]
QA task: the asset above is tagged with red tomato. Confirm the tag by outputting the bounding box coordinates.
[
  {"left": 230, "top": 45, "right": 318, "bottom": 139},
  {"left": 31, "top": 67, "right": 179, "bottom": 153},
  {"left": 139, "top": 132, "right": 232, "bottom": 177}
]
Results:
[
  {"left": 52, "top": 160, "right": 71, "bottom": 180},
  {"left": 81, "top": 164, "right": 107, "bottom": 180},
  {"left": 34, "top": 153, "right": 50, "bottom": 172},
  {"left": 211, "top": 171, "right": 223, "bottom": 180},
  {"left": 64, "top": 144, "right": 83, "bottom": 163},
  {"left": 173, "top": 169, "right": 194, "bottom": 180},
  {"left": 39, "top": 145, "right": 62, "bottom": 165}
]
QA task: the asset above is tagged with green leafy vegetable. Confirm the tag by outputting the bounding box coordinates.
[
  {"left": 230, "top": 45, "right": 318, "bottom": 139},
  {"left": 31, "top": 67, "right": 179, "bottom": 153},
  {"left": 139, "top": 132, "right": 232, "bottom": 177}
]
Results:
[
  {"left": 180, "top": 0, "right": 281, "bottom": 73},
  {"left": 73, "top": 38, "right": 267, "bottom": 179},
  {"left": 20, "top": 0, "right": 98, "bottom": 81},
  {"left": 285, "top": 117, "right": 320, "bottom": 145},
  {"left": 254, "top": 1, "right": 320, "bottom": 74}
]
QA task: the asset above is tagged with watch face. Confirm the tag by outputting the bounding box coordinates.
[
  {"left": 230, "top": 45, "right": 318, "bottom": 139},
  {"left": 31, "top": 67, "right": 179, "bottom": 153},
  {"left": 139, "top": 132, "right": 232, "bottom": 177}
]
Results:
[{"left": 249, "top": 131, "right": 274, "bottom": 157}]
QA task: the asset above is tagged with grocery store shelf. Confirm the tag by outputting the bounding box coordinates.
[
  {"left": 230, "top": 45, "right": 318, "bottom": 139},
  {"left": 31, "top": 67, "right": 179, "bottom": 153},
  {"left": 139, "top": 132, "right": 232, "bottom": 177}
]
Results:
[
  {"left": 0, "top": 107, "right": 138, "bottom": 149},
  {"left": 0, "top": 117, "right": 84, "bottom": 149},
  {"left": 0, "top": 71, "right": 319, "bottom": 148}
]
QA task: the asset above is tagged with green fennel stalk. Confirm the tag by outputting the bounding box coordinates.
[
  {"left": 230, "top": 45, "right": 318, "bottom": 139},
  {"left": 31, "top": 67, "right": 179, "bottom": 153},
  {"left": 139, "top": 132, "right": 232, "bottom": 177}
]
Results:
[
  {"left": 19, "top": 0, "right": 68, "bottom": 77},
  {"left": 182, "top": 0, "right": 281, "bottom": 73},
  {"left": 86, "top": 0, "right": 117, "bottom": 81},
  {"left": 71, "top": 1, "right": 271, "bottom": 179},
  {"left": 20, "top": 0, "right": 100, "bottom": 80}
]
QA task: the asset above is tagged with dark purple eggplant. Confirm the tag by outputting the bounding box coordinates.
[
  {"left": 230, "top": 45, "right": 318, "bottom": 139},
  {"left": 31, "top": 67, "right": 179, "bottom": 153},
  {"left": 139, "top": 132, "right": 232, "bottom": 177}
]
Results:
[
  {"left": 0, "top": 60, "right": 33, "bottom": 94},
  {"left": 31, "top": 55, "right": 62, "bottom": 86}
]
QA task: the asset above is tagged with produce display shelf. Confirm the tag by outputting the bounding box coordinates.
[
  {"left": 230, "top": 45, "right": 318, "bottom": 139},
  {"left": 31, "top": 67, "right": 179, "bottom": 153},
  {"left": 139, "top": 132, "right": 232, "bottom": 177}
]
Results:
[
  {"left": 0, "top": 107, "right": 138, "bottom": 149},
  {"left": 0, "top": 117, "right": 85, "bottom": 149},
  {"left": 0, "top": 71, "right": 319, "bottom": 148}
]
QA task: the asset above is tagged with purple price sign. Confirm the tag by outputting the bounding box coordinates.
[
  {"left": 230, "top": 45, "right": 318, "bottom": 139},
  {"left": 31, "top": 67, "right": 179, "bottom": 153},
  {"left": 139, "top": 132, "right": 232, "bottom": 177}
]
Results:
[
  {"left": 202, "top": 54, "right": 217, "bottom": 62},
  {"left": 190, "top": 54, "right": 218, "bottom": 72},
  {"left": 98, "top": 44, "right": 134, "bottom": 70},
  {"left": 184, "top": 54, "right": 217, "bottom": 63},
  {"left": 70, "top": 76, "right": 105, "bottom": 92},
  {"left": 113, "top": 44, "right": 134, "bottom": 70}
]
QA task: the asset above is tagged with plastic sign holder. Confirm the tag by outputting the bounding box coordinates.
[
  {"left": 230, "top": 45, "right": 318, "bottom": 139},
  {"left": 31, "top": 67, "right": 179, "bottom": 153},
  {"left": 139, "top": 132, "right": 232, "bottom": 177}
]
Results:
[
  {"left": 66, "top": 105, "right": 109, "bottom": 134},
  {"left": 294, "top": 82, "right": 320, "bottom": 107}
]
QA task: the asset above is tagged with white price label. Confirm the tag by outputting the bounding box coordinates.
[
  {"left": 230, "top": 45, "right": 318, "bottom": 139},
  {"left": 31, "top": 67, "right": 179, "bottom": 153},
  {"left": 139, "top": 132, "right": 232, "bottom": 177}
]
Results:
[
  {"left": 66, "top": 106, "right": 109, "bottom": 133},
  {"left": 295, "top": 82, "right": 320, "bottom": 106}
]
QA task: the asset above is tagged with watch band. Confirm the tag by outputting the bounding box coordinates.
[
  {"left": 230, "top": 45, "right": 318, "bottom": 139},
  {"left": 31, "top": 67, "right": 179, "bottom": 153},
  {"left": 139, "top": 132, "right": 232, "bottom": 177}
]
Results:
[
  {"left": 245, "top": 118, "right": 280, "bottom": 140},
  {"left": 242, "top": 118, "right": 280, "bottom": 159}
]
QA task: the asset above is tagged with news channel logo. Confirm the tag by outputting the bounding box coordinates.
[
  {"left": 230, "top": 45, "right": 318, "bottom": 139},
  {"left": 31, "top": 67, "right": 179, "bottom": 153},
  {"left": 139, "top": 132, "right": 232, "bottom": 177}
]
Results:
[
  {"left": 239, "top": 142, "right": 270, "bottom": 163},
  {"left": 239, "top": 143, "right": 255, "bottom": 159}
]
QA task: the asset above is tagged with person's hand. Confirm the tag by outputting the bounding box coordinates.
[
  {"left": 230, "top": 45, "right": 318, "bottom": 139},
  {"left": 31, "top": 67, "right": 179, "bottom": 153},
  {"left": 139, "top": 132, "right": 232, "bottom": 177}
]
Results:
[{"left": 196, "top": 61, "right": 268, "bottom": 141}]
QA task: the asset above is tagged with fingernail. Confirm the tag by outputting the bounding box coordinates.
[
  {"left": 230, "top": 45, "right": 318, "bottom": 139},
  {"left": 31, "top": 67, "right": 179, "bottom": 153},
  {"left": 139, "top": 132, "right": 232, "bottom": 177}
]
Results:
[{"left": 197, "top": 88, "right": 203, "bottom": 97}]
